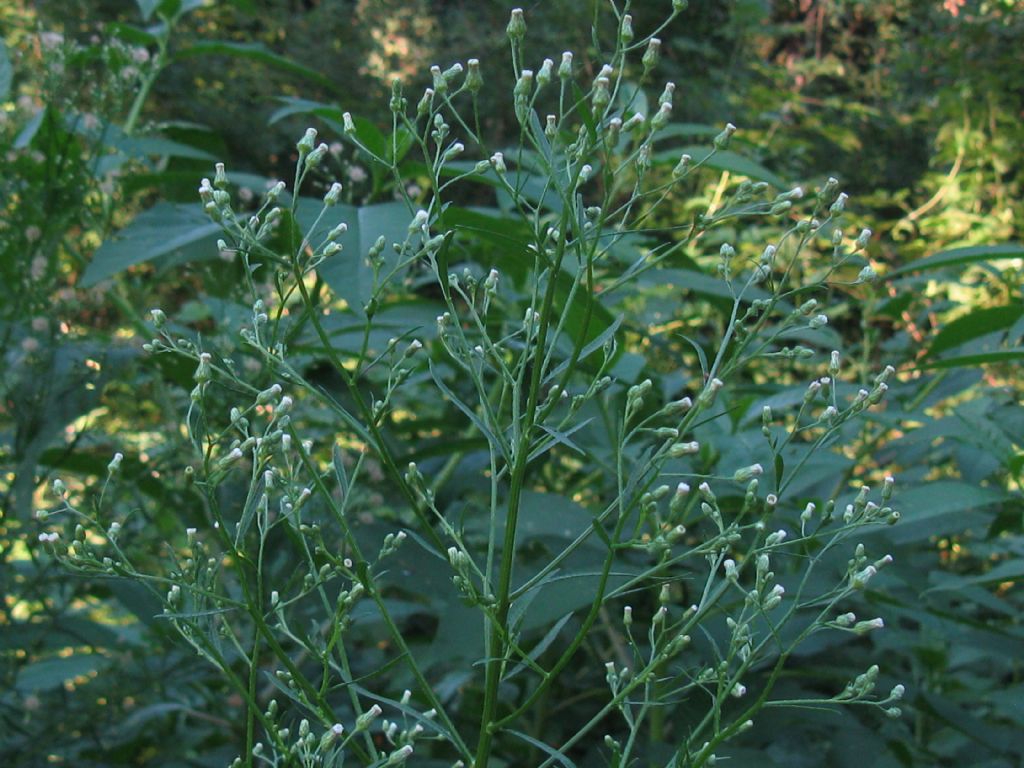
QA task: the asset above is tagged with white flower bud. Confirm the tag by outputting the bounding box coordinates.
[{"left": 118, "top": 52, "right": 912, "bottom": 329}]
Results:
[
  {"left": 324, "top": 182, "right": 342, "bottom": 206},
  {"left": 558, "top": 51, "right": 573, "bottom": 79}
]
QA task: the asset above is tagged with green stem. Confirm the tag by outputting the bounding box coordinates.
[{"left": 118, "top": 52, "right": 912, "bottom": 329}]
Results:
[
  {"left": 123, "top": 13, "right": 174, "bottom": 136},
  {"left": 473, "top": 222, "right": 569, "bottom": 768}
]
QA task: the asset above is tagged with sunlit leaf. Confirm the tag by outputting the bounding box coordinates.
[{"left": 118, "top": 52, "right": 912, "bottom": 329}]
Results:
[{"left": 889, "top": 244, "right": 1024, "bottom": 276}]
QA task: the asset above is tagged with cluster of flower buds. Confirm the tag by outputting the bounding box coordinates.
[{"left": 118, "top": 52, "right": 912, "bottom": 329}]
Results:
[{"left": 842, "top": 479, "right": 899, "bottom": 526}]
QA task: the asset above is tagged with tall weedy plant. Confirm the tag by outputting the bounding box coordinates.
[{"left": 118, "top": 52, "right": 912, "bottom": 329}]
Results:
[{"left": 41, "top": 2, "right": 906, "bottom": 765}]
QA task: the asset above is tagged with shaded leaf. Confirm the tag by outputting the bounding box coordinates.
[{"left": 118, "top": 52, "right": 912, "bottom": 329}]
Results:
[
  {"left": 16, "top": 654, "right": 105, "bottom": 692},
  {"left": 886, "top": 481, "right": 1009, "bottom": 544},
  {"left": 297, "top": 199, "right": 411, "bottom": 311},
  {"left": 82, "top": 203, "right": 221, "bottom": 286}
]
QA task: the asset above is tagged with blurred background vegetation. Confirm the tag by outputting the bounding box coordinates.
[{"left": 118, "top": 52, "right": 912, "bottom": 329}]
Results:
[{"left": 1, "top": 1, "right": 1021, "bottom": 766}]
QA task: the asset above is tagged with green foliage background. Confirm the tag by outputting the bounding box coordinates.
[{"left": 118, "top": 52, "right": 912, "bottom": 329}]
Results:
[{"left": 1, "top": 0, "right": 1022, "bottom": 766}]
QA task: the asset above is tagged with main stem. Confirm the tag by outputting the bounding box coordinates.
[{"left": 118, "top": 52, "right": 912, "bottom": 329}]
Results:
[{"left": 473, "top": 227, "right": 567, "bottom": 768}]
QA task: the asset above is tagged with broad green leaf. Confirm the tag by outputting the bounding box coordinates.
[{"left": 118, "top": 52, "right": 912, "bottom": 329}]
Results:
[
  {"left": 889, "top": 243, "right": 1024, "bottom": 276},
  {"left": 316, "top": 299, "right": 445, "bottom": 356},
  {"left": 515, "top": 491, "right": 598, "bottom": 542},
  {"left": 926, "top": 305, "right": 1024, "bottom": 357},
  {"left": 886, "top": 481, "right": 1009, "bottom": 544},
  {"left": 135, "top": 0, "right": 161, "bottom": 20},
  {"left": 107, "top": 578, "right": 167, "bottom": 628},
  {"left": 105, "top": 21, "right": 159, "bottom": 47},
  {"left": 268, "top": 96, "right": 345, "bottom": 125},
  {"left": 296, "top": 199, "right": 411, "bottom": 311},
  {"left": 82, "top": 202, "right": 221, "bottom": 286},
  {"left": 175, "top": 42, "right": 333, "bottom": 90},
  {"left": 16, "top": 654, "right": 105, "bottom": 692},
  {"left": 439, "top": 206, "right": 534, "bottom": 285},
  {"left": 269, "top": 98, "right": 401, "bottom": 164},
  {"left": 0, "top": 40, "right": 12, "bottom": 101},
  {"left": 920, "top": 347, "right": 1024, "bottom": 369},
  {"left": 653, "top": 146, "right": 787, "bottom": 188}
]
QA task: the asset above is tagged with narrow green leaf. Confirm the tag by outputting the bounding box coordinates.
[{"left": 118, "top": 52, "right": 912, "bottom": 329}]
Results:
[
  {"left": 528, "top": 110, "right": 554, "bottom": 169},
  {"left": 925, "top": 558, "right": 1024, "bottom": 592},
  {"left": 14, "top": 107, "right": 46, "bottom": 149},
  {"left": 428, "top": 361, "right": 512, "bottom": 465},
  {"left": 505, "top": 613, "right": 572, "bottom": 680},
  {"left": 91, "top": 122, "right": 218, "bottom": 161},
  {"left": 268, "top": 96, "right": 344, "bottom": 125},
  {"left": 889, "top": 243, "right": 1024, "bottom": 276},
  {"left": 331, "top": 445, "right": 349, "bottom": 494},
  {"left": 918, "top": 691, "right": 1016, "bottom": 750},
  {"left": 0, "top": 40, "right": 12, "bottom": 101},
  {"left": 81, "top": 203, "right": 221, "bottom": 286},
  {"left": 507, "top": 730, "right": 578, "bottom": 767},
  {"left": 678, "top": 334, "right": 709, "bottom": 380},
  {"left": 545, "top": 315, "right": 623, "bottom": 383},
  {"left": 920, "top": 347, "right": 1024, "bottom": 369}
]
